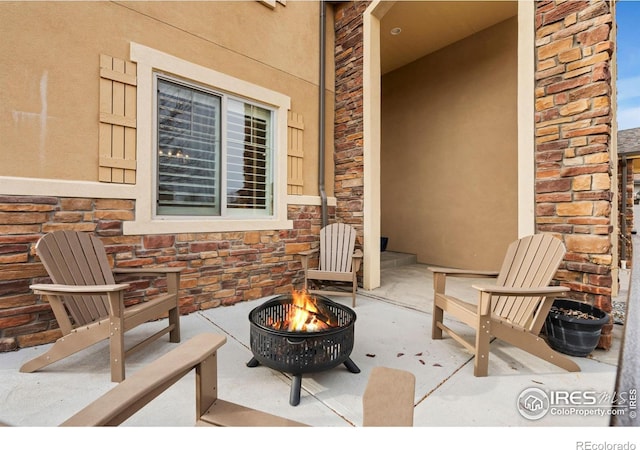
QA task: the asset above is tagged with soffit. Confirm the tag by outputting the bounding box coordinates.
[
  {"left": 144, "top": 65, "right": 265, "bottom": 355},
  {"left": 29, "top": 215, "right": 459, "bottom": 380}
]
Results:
[{"left": 380, "top": 1, "right": 518, "bottom": 75}]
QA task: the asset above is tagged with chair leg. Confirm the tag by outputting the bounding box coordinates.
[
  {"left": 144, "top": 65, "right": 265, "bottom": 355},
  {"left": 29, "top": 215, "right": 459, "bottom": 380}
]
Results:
[
  {"left": 474, "top": 321, "right": 491, "bottom": 377},
  {"left": 432, "top": 302, "right": 444, "bottom": 340},
  {"left": 196, "top": 351, "right": 220, "bottom": 419},
  {"left": 167, "top": 273, "right": 181, "bottom": 343},
  {"left": 473, "top": 292, "right": 491, "bottom": 377},
  {"left": 352, "top": 273, "right": 357, "bottom": 307},
  {"left": 431, "top": 273, "right": 445, "bottom": 339},
  {"left": 169, "top": 306, "right": 181, "bottom": 343},
  {"left": 109, "top": 317, "right": 125, "bottom": 383}
]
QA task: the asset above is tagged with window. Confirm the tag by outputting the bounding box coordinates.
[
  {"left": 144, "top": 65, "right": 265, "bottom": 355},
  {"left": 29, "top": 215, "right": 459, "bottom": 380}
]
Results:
[
  {"left": 127, "top": 42, "right": 291, "bottom": 234},
  {"left": 226, "top": 100, "right": 272, "bottom": 214},
  {"left": 156, "top": 76, "right": 273, "bottom": 218}
]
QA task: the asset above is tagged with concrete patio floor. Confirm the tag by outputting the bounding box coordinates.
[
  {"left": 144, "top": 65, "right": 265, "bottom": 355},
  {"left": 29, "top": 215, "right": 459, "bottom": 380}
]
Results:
[{"left": 0, "top": 260, "right": 632, "bottom": 444}]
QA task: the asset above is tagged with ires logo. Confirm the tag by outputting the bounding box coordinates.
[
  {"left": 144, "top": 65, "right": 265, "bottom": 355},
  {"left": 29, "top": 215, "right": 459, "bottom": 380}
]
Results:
[{"left": 517, "top": 387, "right": 636, "bottom": 421}]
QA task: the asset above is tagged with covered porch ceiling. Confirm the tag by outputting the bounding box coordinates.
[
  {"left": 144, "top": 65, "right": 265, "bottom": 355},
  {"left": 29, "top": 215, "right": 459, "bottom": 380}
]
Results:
[{"left": 379, "top": 1, "right": 518, "bottom": 75}]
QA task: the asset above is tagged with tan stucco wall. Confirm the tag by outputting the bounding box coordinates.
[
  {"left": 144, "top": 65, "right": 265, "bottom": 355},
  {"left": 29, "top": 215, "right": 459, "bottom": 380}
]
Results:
[
  {"left": 0, "top": 1, "right": 333, "bottom": 196},
  {"left": 380, "top": 17, "right": 518, "bottom": 270}
]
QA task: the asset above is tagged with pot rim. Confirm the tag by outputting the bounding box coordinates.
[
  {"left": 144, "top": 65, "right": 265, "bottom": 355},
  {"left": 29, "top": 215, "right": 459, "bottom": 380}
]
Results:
[{"left": 548, "top": 299, "right": 609, "bottom": 326}]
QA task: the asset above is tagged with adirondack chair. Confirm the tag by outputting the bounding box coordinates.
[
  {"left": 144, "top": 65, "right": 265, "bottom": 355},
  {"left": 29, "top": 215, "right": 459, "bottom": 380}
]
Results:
[
  {"left": 59, "top": 333, "right": 415, "bottom": 427},
  {"left": 21, "top": 230, "right": 182, "bottom": 382},
  {"left": 60, "top": 333, "right": 306, "bottom": 427},
  {"left": 298, "top": 223, "right": 363, "bottom": 307},
  {"left": 430, "top": 233, "right": 581, "bottom": 377}
]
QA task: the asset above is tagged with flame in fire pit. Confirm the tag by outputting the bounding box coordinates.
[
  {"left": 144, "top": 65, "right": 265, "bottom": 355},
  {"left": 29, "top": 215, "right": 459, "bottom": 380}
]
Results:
[{"left": 267, "top": 290, "right": 338, "bottom": 332}]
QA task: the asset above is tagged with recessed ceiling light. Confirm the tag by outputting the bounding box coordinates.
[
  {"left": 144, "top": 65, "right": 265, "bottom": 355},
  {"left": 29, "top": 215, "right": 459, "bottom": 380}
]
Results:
[{"left": 390, "top": 27, "right": 402, "bottom": 36}]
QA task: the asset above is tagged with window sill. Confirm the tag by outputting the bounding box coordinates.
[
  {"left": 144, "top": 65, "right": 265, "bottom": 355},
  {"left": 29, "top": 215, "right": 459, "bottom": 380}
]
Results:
[{"left": 123, "top": 217, "right": 293, "bottom": 235}]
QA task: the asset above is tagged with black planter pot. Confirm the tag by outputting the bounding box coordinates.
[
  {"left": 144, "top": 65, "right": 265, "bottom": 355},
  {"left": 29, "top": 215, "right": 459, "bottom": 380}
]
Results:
[{"left": 544, "top": 299, "right": 609, "bottom": 357}]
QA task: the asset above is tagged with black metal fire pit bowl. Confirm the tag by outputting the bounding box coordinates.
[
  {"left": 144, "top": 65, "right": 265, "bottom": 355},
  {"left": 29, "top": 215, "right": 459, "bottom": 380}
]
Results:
[{"left": 246, "top": 293, "right": 360, "bottom": 406}]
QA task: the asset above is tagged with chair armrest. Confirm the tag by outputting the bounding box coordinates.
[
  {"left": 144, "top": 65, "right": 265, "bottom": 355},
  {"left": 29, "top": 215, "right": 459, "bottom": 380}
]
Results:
[
  {"left": 352, "top": 249, "right": 364, "bottom": 273},
  {"left": 60, "top": 333, "right": 227, "bottom": 426},
  {"left": 298, "top": 249, "right": 318, "bottom": 273},
  {"left": 472, "top": 284, "right": 570, "bottom": 296},
  {"left": 30, "top": 283, "right": 130, "bottom": 295},
  {"left": 429, "top": 266, "right": 499, "bottom": 278}
]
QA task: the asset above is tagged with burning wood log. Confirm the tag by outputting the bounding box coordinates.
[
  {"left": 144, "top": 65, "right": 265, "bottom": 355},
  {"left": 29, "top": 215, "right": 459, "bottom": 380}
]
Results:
[{"left": 266, "top": 290, "right": 339, "bottom": 332}]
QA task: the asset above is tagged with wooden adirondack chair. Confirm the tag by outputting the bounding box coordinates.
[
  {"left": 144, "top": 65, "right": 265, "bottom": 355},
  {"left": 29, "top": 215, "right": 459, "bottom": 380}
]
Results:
[
  {"left": 58, "top": 333, "right": 415, "bottom": 427},
  {"left": 21, "top": 230, "right": 182, "bottom": 382},
  {"left": 430, "top": 233, "right": 581, "bottom": 377},
  {"left": 298, "top": 223, "right": 363, "bottom": 307},
  {"left": 60, "top": 333, "right": 307, "bottom": 427}
]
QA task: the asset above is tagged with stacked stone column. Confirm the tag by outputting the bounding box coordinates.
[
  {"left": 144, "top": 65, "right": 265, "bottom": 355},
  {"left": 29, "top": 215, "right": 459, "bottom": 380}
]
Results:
[
  {"left": 535, "top": 0, "right": 614, "bottom": 349},
  {"left": 334, "top": 1, "right": 370, "bottom": 246}
]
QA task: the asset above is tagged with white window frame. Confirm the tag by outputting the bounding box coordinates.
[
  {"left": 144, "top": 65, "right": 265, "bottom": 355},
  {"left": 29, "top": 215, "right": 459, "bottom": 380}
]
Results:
[{"left": 126, "top": 42, "right": 292, "bottom": 234}]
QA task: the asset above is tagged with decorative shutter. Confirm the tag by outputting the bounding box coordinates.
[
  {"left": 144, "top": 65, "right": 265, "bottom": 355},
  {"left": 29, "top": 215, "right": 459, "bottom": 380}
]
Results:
[
  {"left": 287, "top": 112, "right": 304, "bottom": 195},
  {"left": 99, "top": 55, "right": 137, "bottom": 184}
]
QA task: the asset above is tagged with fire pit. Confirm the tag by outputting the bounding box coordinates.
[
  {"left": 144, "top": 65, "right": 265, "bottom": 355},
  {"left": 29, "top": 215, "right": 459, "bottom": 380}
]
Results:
[{"left": 246, "top": 291, "right": 360, "bottom": 406}]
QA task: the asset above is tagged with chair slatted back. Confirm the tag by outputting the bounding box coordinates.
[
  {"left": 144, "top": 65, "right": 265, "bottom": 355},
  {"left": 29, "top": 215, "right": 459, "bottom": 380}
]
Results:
[
  {"left": 36, "top": 231, "right": 114, "bottom": 326},
  {"left": 319, "top": 223, "right": 356, "bottom": 273},
  {"left": 492, "top": 234, "right": 566, "bottom": 330}
]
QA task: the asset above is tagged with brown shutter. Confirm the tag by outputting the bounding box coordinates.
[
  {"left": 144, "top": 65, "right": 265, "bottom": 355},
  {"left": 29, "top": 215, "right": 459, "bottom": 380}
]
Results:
[
  {"left": 99, "top": 55, "right": 137, "bottom": 184},
  {"left": 287, "top": 112, "right": 304, "bottom": 195}
]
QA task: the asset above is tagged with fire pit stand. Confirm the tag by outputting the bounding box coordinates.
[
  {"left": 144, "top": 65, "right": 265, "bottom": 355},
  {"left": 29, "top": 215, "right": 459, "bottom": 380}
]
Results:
[{"left": 246, "top": 294, "right": 360, "bottom": 406}]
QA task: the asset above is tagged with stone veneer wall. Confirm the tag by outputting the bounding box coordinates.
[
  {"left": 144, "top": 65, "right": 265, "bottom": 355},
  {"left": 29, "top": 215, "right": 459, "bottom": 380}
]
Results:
[
  {"left": 0, "top": 195, "right": 329, "bottom": 350},
  {"left": 534, "top": 0, "right": 615, "bottom": 349},
  {"left": 334, "top": 1, "right": 369, "bottom": 248}
]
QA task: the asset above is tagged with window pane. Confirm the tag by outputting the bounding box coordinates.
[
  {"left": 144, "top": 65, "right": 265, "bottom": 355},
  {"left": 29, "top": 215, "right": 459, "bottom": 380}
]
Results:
[
  {"left": 157, "top": 79, "right": 221, "bottom": 216},
  {"left": 226, "top": 99, "right": 272, "bottom": 214}
]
